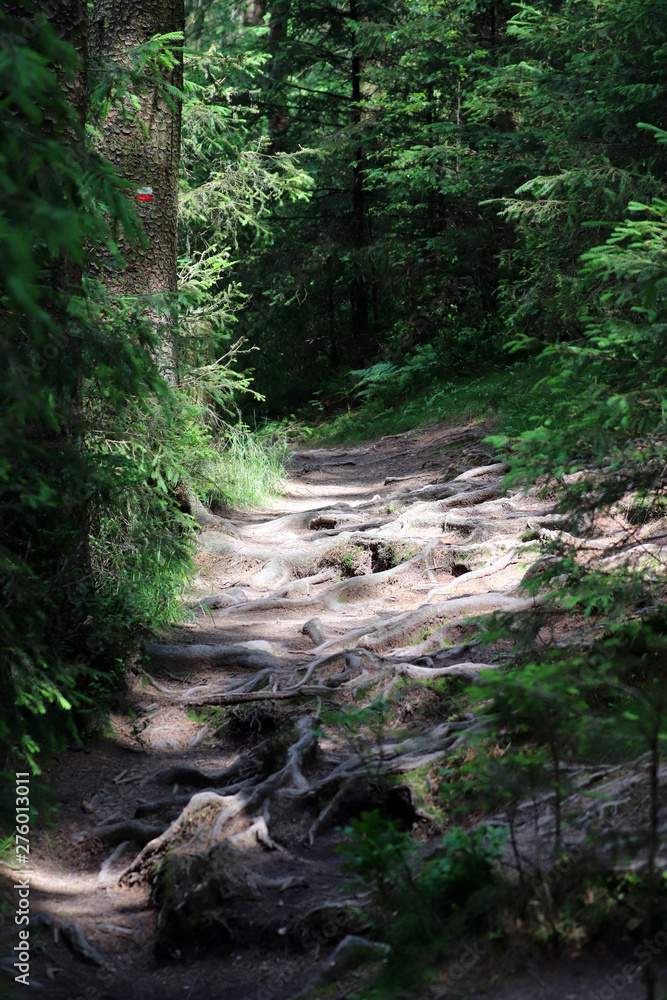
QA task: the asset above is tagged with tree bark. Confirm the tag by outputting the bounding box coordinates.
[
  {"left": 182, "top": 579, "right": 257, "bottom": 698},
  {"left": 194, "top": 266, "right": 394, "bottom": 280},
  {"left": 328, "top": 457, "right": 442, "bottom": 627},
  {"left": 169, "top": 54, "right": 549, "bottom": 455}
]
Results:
[
  {"left": 89, "top": 0, "right": 196, "bottom": 544},
  {"left": 267, "top": 0, "right": 290, "bottom": 147},
  {"left": 88, "top": 0, "right": 184, "bottom": 308},
  {"left": 244, "top": 0, "right": 265, "bottom": 27},
  {"left": 327, "top": 261, "right": 338, "bottom": 366},
  {"left": 349, "top": 0, "right": 370, "bottom": 361},
  {"left": 33, "top": 0, "right": 89, "bottom": 120}
]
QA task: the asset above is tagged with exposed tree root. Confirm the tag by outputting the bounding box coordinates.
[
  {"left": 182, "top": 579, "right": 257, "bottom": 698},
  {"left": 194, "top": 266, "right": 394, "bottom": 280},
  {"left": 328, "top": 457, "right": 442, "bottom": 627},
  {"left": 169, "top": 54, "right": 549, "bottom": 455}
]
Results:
[
  {"left": 117, "top": 691, "right": 477, "bottom": 894},
  {"left": 120, "top": 443, "right": 547, "bottom": 899},
  {"left": 144, "top": 642, "right": 291, "bottom": 673},
  {"left": 119, "top": 791, "right": 235, "bottom": 883},
  {"left": 115, "top": 426, "right": 655, "bottom": 974},
  {"left": 142, "top": 639, "right": 498, "bottom": 709},
  {"left": 302, "top": 617, "right": 328, "bottom": 645},
  {"left": 287, "top": 935, "right": 391, "bottom": 999},
  {"left": 484, "top": 756, "right": 667, "bottom": 875},
  {"left": 138, "top": 750, "right": 272, "bottom": 788},
  {"left": 338, "top": 592, "right": 547, "bottom": 654},
  {"left": 93, "top": 818, "right": 167, "bottom": 844}
]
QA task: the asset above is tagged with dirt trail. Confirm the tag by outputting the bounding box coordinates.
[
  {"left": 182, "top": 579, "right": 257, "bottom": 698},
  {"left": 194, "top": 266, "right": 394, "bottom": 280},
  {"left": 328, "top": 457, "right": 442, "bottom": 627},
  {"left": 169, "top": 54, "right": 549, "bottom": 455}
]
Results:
[{"left": 0, "top": 421, "right": 650, "bottom": 1000}]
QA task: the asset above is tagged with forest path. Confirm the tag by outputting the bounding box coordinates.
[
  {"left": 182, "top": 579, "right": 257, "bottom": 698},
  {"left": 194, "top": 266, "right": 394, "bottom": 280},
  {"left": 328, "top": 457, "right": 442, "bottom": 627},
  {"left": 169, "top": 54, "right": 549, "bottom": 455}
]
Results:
[{"left": 4, "top": 419, "right": 645, "bottom": 1000}]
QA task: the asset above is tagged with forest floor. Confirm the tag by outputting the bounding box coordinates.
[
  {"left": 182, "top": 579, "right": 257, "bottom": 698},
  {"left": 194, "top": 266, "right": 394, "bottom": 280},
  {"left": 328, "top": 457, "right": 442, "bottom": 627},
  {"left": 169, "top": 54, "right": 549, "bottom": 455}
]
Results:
[{"left": 1, "top": 417, "right": 660, "bottom": 1000}]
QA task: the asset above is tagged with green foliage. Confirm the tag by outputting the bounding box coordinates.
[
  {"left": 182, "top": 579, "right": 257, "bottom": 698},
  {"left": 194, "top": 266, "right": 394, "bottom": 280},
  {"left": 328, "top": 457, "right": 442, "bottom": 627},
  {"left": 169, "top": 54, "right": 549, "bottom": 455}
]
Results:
[
  {"left": 0, "top": 8, "right": 286, "bottom": 817},
  {"left": 89, "top": 30, "right": 185, "bottom": 126},
  {"left": 456, "top": 614, "right": 667, "bottom": 902},
  {"left": 468, "top": 658, "right": 602, "bottom": 851},
  {"left": 180, "top": 0, "right": 517, "bottom": 413},
  {"left": 0, "top": 19, "right": 133, "bottom": 329},
  {"left": 177, "top": 40, "right": 315, "bottom": 394},
  {"left": 506, "top": 197, "right": 667, "bottom": 489},
  {"left": 180, "top": 0, "right": 667, "bottom": 437},
  {"left": 0, "top": 10, "right": 151, "bottom": 791},
  {"left": 480, "top": 193, "right": 667, "bottom": 651},
  {"left": 337, "top": 811, "right": 506, "bottom": 992},
  {"left": 309, "top": 358, "right": 551, "bottom": 445},
  {"left": 337, "top": 809, "right": 414, "bottom": 899}
]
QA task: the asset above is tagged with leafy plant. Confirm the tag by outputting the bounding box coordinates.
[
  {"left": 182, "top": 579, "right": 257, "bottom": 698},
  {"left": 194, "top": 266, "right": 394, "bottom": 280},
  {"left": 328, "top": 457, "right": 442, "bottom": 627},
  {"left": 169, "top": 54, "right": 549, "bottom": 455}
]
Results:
[{"left": 337, "top": 811, "right": 506, "bottom": 993}]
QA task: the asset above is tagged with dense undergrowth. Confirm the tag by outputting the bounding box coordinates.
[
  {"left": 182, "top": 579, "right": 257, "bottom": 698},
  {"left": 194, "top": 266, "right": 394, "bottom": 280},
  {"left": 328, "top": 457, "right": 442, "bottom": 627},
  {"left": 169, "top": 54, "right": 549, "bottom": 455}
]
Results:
[{"left": 304, "top": 357, "right": 553, "bottom": 445}]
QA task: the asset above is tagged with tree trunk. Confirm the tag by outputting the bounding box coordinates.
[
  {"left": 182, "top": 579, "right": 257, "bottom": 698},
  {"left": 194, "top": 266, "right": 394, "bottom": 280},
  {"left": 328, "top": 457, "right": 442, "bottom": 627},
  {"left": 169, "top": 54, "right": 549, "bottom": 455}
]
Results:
[
  {"left": 244, "top": 0, "right": 265, "bottom": 27},
  {"left": 327, "top": 262, "right": 338, "bottom": 366},
  {"left": 88, "top": 0, "right": 184, "bottom": 313},
  {"left": 88, "top": 0, "right": 210, "bottom": 526},
  {"left": 35, "top": 0, "right": 89, "bottom": 120},
  {"left": 349, "top": 0, "right": 370, "bottom": 361},
  {"left": 267, "top": 0, "right": 290, "bottom": 146}
]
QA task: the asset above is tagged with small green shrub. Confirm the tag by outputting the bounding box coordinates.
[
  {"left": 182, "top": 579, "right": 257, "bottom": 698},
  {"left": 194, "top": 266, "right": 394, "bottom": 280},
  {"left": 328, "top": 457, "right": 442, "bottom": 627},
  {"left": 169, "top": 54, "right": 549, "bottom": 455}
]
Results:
[{"left": 337, "top": 811, "right": 507, "bottom": 994}]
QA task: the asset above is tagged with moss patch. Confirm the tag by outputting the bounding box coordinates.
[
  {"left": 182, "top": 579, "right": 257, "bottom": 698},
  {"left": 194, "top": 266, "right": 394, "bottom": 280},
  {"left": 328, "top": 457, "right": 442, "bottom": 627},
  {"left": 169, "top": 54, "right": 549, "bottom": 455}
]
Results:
[
  {"left": 370, "top": 541, "right": 421, "bottom": 572},
  {"left": 319, "top": 542, "right": 372, "bottom": 577}
]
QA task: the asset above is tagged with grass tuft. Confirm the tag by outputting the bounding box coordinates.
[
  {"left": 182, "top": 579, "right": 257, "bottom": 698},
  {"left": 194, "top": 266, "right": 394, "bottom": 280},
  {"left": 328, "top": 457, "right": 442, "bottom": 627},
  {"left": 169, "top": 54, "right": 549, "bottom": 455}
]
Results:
[{"left": 205, "top": 422, "right": 288, "bottom": 510}]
